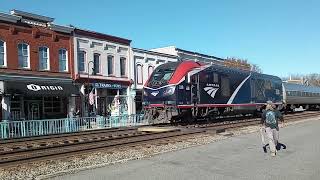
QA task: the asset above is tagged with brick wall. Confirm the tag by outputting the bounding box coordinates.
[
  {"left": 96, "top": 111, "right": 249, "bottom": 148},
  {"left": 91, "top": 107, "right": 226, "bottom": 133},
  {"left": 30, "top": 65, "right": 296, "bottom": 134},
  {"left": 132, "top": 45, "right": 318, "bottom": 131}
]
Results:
[{"left": 0, "top": 21, "right": 74, "bottom": 78}]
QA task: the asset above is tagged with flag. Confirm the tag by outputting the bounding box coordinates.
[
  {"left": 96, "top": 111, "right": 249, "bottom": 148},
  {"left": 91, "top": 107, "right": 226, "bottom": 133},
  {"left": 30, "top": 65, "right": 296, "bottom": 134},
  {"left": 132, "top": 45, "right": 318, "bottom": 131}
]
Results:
[
  {"left": 80, "top": 84, "right": 85, "bottom": 95},
  {"left": 89, "top": 88, "right": 95, "bottom": 105}
]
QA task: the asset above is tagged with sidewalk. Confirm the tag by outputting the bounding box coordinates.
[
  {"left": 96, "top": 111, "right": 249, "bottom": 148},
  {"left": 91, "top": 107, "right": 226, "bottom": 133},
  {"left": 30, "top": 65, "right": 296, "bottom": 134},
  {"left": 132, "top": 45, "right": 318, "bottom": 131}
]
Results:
[{"left": 51, "top": 119, "right": 320, "bottom": 180}]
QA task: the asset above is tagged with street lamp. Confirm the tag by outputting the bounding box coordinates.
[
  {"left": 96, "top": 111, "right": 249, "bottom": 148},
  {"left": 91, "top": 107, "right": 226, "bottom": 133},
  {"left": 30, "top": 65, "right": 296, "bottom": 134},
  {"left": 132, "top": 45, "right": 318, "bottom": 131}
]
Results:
[{"left": 87, "top": 60, "right": 95, "bottom": 116}]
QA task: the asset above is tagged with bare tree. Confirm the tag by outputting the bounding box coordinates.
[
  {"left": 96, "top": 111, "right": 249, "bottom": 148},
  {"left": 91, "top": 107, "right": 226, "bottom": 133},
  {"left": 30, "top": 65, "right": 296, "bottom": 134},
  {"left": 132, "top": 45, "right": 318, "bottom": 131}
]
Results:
[
  {"left": 306, "top": 73, "right": 320, "bottom": 86},
  {"left": 224, "top": 57, "right": 262, "bottom": 73},
  {"left": 283, "top": 73, "right": 320, "bottom": 87},
  {"left": 251, "top": 64, "right": 262, "bottom": 73}
]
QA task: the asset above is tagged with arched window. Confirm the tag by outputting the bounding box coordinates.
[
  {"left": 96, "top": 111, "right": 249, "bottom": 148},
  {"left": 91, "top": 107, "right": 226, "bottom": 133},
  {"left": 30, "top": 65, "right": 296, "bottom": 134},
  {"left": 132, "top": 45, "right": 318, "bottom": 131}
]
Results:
[
  {"left": 18, "top": 43, "right": 30, "bottom": 68},
  {"left": 39, "top": 46, "right": 49, "bottom": 70},
  {"left": 93, "top": 53, "right": 100, "bottom": 74},
  {"left": 148, "top": 66, "right": 154, "bottom": 77},
  {"left": 0, "top": 40, "right": 6, "bottom": 67},
  {"left": 120, "top": 57, "right": 126, "bottom": 76},
  {"left": 137, "top": 64, "right": 143, "bottom": 84},
  {"left": 59, "top": 49, "right": 68, "bottom": 72},
  {"left": 78, "top": 51, "right": 86, "bottom": 72},
  {"left": 107, "top": 55, "right": 114, "bottom": 75}
]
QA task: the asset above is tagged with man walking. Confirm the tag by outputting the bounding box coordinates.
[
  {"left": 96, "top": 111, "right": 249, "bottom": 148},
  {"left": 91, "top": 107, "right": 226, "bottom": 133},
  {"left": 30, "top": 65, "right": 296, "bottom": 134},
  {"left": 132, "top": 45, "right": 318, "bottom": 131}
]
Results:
[{"left": 261, "top": 102, "right": 284, "bottom": 157}]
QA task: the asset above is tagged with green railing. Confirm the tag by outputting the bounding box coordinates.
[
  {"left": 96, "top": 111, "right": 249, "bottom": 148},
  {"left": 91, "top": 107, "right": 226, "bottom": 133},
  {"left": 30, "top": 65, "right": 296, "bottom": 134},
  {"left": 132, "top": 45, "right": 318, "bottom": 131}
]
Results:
[{"left": 0, "top": 114, "right": 145, "bottom": 139}]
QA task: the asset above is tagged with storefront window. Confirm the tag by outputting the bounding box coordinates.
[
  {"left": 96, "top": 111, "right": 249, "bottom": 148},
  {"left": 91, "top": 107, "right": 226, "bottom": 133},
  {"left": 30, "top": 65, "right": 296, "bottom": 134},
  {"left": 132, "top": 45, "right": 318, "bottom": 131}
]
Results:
[
  {"left": 106, "top": 89, "right": 128, "bottom": 116},
  {"left": 44, "top": 97, "right": 62, "bottom": 113},
  {"left": 120, "top": 89, "right": 127, "bottom": 95},
  {"left": 10, "top": 96, "right": 22, "bottom": 120}
]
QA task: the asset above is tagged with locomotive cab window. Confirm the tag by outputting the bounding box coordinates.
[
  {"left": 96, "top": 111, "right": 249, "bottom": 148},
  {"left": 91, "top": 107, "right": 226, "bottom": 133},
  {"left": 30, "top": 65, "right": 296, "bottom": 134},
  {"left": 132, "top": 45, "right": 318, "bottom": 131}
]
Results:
[
  {"left": 191, "top": 75, "right": 197, "bottom": 84},
  {"left": 199, "top": 72, "right": 207, "bottom": 83},
  {"left": 251, "top": 79, "right": 256, "bottom": 98},
  {"left": 213, "top": 73, "right": 219, "bottom": 83},
  {"left": 265, "top": 80, "right": 272, "bottom": 89},
  {"left": 221, "top": 76, "right": 230, "bottom": 97},
  {"left": 148, "top": 66, "right": 176, "bottom": 87},
  {"left": 207, "top": 72, "right": 219, "bottom": 83}
]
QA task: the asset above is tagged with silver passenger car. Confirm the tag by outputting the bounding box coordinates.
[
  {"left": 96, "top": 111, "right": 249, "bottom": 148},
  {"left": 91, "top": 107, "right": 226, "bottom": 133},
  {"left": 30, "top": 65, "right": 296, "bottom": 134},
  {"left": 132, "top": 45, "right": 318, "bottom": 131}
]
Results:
[{"left": 283, "top": 83, "right": 320, "bottom": 110}]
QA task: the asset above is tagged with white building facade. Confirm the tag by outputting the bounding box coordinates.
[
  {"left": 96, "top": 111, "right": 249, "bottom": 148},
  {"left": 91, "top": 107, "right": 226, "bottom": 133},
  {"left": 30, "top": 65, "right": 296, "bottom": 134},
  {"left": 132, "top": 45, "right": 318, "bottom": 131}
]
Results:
[
  {"left": 150, "top": 46, "right": 224, "bottom": 64},
  {"left": 130, "top": 48, "right": 178, "bottom": 113},
  {"left": 73, "top": 28, "right": 133, "bottom": 116}
]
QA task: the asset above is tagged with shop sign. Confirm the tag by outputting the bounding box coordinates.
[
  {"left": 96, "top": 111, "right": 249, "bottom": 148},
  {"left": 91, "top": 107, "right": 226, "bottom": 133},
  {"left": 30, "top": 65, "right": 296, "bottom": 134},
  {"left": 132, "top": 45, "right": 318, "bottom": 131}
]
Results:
[
  {"left": 26, "top": 84, "right": 64, "bottom": 91},
  {"left": 93, "top": 83, "right": 122, "bottom": 89}
]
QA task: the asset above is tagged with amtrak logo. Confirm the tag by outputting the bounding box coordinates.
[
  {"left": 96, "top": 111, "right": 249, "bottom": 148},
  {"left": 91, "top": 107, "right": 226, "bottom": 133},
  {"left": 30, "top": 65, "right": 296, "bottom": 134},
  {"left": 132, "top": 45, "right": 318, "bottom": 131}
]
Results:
[
  {"left": 151, "top": 91, "right": 159, "bottom": 96},
  {"left": 204, "top": 87, "right": 219, "bottom": 98}
]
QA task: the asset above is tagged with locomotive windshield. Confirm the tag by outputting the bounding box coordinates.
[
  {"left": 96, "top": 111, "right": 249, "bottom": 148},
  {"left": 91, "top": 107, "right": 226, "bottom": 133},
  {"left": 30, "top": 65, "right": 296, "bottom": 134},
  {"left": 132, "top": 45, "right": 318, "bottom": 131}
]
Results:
[{"left": 147, "top": 62, "right": 180, "bottom": 88}]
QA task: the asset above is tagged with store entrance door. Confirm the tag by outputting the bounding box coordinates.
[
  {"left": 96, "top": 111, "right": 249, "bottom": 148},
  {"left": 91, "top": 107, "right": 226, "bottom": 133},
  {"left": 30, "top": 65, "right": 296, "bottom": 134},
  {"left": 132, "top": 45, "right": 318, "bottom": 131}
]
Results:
[{"left": 26, "top": 101, "right": 41, "bottom": 120}]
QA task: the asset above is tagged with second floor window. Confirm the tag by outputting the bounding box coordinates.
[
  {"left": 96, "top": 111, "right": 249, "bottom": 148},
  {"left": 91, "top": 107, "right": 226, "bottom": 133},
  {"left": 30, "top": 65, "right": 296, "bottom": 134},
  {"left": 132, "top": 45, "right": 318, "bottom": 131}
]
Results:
[
  {"left": 18, "top": 43, "right": 30, "bottom": 68},
  {"left": 59, "top": 49, "right": 68, "bottom": 72},
  {"left": 78, "top": 51, "right": 85, "bottom": 72},
  {"left": 93, "top": 53, "right": 100, "bottom": 74},
  {"left": 39, "top": 47, "right": 49, "bottom": 70},
  {"left": 148, "top": 66, "right": 154, "bottom": 77},
  {"left": 0, "top": 40, "right": 5, "bottom": 66},
  {"left": 120, "top": 57, "right": 126, "bottom": 76},
  {"left": 107, "top": 55, "right": 114, "bottom": 75},
  {"left": 137, "top": 64, "right": 143, "bottom": 84}
]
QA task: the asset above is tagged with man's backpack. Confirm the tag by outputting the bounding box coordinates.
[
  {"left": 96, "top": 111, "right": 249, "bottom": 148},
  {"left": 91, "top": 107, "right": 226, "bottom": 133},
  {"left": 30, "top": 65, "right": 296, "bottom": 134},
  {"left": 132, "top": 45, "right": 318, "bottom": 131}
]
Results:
[{"left": 265, "top": 111, "right": 277, "bottom": 127}]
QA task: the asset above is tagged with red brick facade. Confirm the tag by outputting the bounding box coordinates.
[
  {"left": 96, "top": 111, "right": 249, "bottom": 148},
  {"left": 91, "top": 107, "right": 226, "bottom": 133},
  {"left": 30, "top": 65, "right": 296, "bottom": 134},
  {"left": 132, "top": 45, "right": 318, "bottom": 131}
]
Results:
[{"left": 0, "top": 21, "right": 74, "bottom": 78}]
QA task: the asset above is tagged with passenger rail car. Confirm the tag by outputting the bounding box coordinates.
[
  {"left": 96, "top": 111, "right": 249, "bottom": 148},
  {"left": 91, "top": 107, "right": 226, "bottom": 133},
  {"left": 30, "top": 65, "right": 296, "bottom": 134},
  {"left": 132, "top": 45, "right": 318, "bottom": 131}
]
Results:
[
  {"left": 143, "top": 61, "right": 283, "bottom": 124},
  {"left": 283, "top": 83, "right": 320, "bottom": 111}
]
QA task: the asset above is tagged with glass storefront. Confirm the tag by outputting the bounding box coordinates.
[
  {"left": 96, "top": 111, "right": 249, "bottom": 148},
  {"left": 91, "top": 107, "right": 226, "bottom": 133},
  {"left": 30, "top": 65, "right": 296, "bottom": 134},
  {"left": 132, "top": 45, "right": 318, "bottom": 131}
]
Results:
[
  {"left": 9, "top": 96, "right": 67, "bottom": 120},
  {"left": 2, "top": 80, "right": 79, "bottom": 120},
  {"left": 94, "top": 87, "right": 129, "bottom": 117}
]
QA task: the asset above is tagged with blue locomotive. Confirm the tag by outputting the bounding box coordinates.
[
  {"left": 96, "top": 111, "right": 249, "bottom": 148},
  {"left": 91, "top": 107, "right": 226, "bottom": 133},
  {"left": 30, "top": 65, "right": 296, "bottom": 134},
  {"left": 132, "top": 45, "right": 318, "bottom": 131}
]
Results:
[{"left": 143, "top": 61, "right": 283, "bottom": 124}]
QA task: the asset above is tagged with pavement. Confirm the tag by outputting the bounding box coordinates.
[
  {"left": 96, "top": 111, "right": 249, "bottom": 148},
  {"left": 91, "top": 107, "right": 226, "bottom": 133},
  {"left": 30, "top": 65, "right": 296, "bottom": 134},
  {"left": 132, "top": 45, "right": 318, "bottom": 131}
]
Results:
[{"left": 51, "top": 119, "right": 320, "bottom": 180}]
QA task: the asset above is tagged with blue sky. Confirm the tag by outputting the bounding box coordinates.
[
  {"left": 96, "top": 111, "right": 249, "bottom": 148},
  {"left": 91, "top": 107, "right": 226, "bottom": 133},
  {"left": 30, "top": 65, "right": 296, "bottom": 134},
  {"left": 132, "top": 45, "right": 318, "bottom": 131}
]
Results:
[{"left": 0, "top": 0, "right": 319, "bottom": 77}]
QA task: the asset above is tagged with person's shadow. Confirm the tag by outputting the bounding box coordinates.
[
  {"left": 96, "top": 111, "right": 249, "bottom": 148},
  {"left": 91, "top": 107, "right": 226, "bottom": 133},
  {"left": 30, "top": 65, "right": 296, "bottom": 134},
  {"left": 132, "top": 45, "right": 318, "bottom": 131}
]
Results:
[{"left": 263, "top": 142, "right": 287, "bottom": 153}]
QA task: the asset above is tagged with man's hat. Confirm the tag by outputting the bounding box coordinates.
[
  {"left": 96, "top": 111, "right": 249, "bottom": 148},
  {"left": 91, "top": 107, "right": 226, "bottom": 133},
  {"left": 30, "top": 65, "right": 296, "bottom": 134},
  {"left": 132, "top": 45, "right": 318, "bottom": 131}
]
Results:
[
  {"left": 266, "top": 100, "right": 276, "bottom": 109},
  {"left": 266, "top": 100, "right": 273, "bottom": 105}
]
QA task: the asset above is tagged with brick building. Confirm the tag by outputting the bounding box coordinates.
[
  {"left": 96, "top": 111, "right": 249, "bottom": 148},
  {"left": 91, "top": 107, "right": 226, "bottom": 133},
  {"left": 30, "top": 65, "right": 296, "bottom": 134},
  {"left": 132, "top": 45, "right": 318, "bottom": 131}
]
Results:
[{"left": 0, "top": 10, "right": 77, "bottom": 120}]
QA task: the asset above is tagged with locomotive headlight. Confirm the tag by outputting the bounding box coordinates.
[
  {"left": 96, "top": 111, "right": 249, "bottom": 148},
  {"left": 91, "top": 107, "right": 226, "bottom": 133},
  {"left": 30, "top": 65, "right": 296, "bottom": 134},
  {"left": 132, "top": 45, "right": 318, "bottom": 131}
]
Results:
[{"left": 163, "top": 86, "right": 176, "bottom": 96}]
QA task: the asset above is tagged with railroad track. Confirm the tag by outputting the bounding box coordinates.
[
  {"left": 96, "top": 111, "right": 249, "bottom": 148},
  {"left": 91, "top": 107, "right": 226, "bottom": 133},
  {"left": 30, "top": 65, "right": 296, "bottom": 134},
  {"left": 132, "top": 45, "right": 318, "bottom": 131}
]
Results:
[
  {"left": 0, "top": 111, "right": 319, "bottom": 167},
  {"left": 0, "top": 126, "right": 141, "bottom": 144}
]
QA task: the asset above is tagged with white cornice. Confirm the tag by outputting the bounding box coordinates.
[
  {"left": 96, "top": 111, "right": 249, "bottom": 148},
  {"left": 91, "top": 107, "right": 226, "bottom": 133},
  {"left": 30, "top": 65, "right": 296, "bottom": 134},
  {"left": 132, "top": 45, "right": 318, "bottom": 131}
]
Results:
[
  {"left": 10, "top": 9, "right": 54, "bottom": 23},
  {"left": 0, "top": 12, "right": 21, "bottom": 23},
  {"left": 48, "top": 23, "right": 74, "bottom": 34}
]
